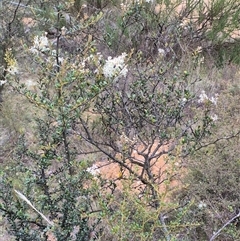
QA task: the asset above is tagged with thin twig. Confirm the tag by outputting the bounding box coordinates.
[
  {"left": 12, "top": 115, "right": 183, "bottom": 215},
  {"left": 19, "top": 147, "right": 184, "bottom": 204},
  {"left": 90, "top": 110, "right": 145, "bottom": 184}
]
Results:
[{"left": 209, "top": 211, "right": 240, "bottom": 241}]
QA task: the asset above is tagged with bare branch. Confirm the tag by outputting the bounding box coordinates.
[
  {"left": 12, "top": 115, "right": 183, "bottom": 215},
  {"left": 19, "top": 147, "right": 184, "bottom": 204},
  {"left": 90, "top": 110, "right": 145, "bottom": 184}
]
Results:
[{"left": 210, "top": 211, "right": 240, "bottom": 241}]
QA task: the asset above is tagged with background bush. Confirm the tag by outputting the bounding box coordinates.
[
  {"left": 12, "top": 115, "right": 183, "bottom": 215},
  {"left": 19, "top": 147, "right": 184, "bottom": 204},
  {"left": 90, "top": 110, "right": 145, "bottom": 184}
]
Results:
[{"left": 0, "top": 0, "right": 240, "bottom": 240}]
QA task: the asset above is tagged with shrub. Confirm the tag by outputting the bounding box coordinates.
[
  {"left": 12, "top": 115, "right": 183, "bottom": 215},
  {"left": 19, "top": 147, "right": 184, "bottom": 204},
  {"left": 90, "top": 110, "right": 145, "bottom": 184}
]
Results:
[{"left": 0, "top": 1, "right": 240, "bottom": 240}]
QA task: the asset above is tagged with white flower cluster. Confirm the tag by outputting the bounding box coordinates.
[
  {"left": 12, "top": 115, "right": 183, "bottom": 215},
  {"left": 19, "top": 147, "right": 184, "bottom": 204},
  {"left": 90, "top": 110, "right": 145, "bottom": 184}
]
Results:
[
  {"left": 86, "top": 164, "right": 100, "bottom": 176},
  {"left": 120, "top": 3, "right": 128, "bottom": 12},
  {"left": 198, "top": 90, "right": 218, "bottom": 105},
  {"left": 198, "top": 201, "right": 207, "bottom": 209},
  {"left": 158, "top": 48, "right": 166, "bottom": 58},
  {"left": 210, "top": 114, "right": 218, "bottom": 122},
  {"left": 29, "top": 34, "right": 50, "bottom": 54},
  {"left": 0, "top": 80, "right": 7, "bottom": 86},
  {"left": 180, "top": 97, "right": 187, "bottom": 106},
  {"left": 103, "top": 53, "right": 128, "bottom": 79}
]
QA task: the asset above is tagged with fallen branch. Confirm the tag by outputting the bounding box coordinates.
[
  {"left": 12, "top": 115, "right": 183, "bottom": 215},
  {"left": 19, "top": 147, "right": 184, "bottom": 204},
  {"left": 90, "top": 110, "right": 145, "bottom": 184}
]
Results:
[{"left": 14, "top": 189, "right": 54, "bottom": 226}]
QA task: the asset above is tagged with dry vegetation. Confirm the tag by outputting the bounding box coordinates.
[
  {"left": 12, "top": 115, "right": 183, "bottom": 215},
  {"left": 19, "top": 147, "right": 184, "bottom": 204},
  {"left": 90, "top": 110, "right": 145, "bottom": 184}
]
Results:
[{"left": 0, "top": 0, "right": 240, "bottom": 240}]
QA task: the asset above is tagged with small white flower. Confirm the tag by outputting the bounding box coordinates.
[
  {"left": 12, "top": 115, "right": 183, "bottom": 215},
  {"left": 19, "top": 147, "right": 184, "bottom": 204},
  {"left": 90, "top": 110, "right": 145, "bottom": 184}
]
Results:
[
  {"left": 198, "top": 91, "right": 218, "bottom": 105},
  {"left": 30, "top": 34, "right": 50, "bottom": 54},
  {"left": 61, "top": 26, "right": 67, "bottom": 36},
  {"left": 86, "top": 164, "right": 100, "bottom": 176},
  {"left": 58, "top": 57, "right": 64, "bottom": 64},
  {"left": 198, "top": 90, "right": 208, "bottom": 103},
  {"left": 0, "top": 80, "right": 7, "bottom": 86},
  {"left": 158, "top": 48, "right": 166, "bottom": 57},
  {"left": 210, "top": 94, "right": 218, "bottom": 105},
  {"left": 29, "top": 47, "right": 39, "bottom": 55},
  {"left": 199, "top": 56, "right": 205, "bottom": 64},
  {"left": 210, "top": 114, "right": 218, "bottom": 122},
  {"left": 120, "top": 3, "right": 128, "bottom": 11},
  {"left": 103, "top": 53, "right": 128, "bottom": 79},
  {"left": 180, "top": 97, "right": 187, "bottom": 106},
  {"left": 198, "top": 201, "right": 207, "bottom": 209},
  {"left": 195, "top": 46, "right": 202, "bottom": 54}
]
